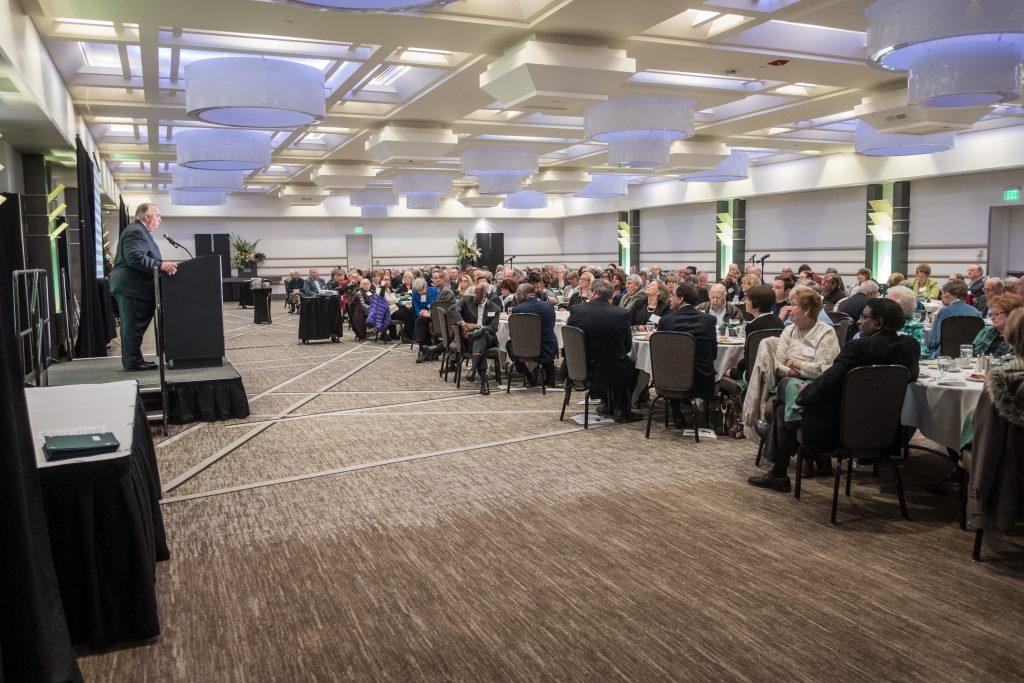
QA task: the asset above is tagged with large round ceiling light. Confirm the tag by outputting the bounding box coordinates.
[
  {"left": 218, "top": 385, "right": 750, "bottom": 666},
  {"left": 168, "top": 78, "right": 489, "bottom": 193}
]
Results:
[
  {"left": 171, "top": 189, "right": 228, "bottom": 206},
  {"left": 393, "top": 174, "right": 453, "bottom": 210},
  {"left": 185, "top": 57, "right": 326, "bottom": 129},
  {"left": 350, "top": 189, "right": 398, "bottom": 218},
  {"left": 172, "top": 167, "right": 245, "bottom": 193},
  {"left": 276, "top": 0, "right": 457, "bottom": 10},
  {"left": 584, "top": 96, "right": 695, "bottom": 168},
  {"left": 176, "top": 129, "right": 272, "bottom": 171},
  {"left": 866, "top": 0, "right": 1024, "bottom": 107},
  {"left": 854, "top": 121, "right": 956, "bottom": 156},
  {"left": 461, "top": 147, "right": 539, "bottom": 194}
]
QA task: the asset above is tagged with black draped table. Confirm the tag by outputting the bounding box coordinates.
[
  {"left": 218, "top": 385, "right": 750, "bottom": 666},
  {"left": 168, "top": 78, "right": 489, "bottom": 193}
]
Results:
[
  {"left": 253, "top": 288, "right": 273, "bottom": 324},
  {"left": 298, "top": 294, "right": 343, "bottom": 343},
  {"left": 26, "top": 380, "right": 169, "bottom": 648}
]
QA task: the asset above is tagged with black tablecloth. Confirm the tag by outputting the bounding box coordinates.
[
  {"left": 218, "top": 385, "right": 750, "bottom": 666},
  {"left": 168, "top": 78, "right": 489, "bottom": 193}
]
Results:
[
  {"left": 169, "top": 376, "right": 250, "bottom": 424},
  {"left": 253, "top": 288, "right": 272, "bottom": 324},
  {"left": 298, "top": 295, "right": 343, "bottom": 343},
  {"left": 38, "top": 398, "right": 169, "bottom": 648},
  {"left": 239, "top": 285, "right": 254, "bottom": 308}
]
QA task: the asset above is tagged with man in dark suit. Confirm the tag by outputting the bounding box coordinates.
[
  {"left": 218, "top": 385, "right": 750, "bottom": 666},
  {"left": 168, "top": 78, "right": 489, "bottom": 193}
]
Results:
[
  {"left": 566, "top": 279, "right": 638, "bottom": 422},
  {"left": 748, "top": 298, "right": 920, "bottom": 492},
  {"left": 507, "top": 283, "right": 558, "bottom": 385},
  {"left": 657, "top": 282, "right": 718, "bottom": 427},
  {"left": 110, "top": 203, "right": 177, "bottom": 370},
  {"left": 302, "top": 268, "right": 327, "bottom": 296},
  {"left": 451, "top": 282, "right": 502, "bottom": 394},
  {"left": 966, "top": 263, "right": 985, "bottom": 301},
  {"left": 837, "top": 280, "right": 878, "bottom": 322}
]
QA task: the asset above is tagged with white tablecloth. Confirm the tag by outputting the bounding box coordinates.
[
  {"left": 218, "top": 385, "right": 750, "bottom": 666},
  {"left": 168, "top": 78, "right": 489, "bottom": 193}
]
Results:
[
  {"left": 497, "top": 315, "right": 568, "bottom": 354},
  {"left": 900, "top": 367, "right": 983, "bottom": 451}
]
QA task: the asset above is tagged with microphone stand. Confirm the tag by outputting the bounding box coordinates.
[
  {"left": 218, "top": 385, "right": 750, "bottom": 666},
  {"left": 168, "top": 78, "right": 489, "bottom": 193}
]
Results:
[
  {"left": 757, "top": 254, "right": 769, "bottom": 282},
  {"left": 167, "top": 239, "right": 193, "bottom": 259}
]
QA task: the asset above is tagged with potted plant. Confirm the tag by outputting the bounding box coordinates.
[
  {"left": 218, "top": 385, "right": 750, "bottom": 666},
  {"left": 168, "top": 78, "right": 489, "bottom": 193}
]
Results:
[
  {"left": 455, "top": 230, "right": 481, "bottom": 270},
  {"left": 230, "top": 234, "right": 266, "bottom": 277}
]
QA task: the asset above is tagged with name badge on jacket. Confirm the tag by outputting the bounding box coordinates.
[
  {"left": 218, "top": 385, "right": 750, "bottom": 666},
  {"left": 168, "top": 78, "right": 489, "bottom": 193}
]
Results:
[{"left": 420, "top": 294, "right": 427, "bottom": 303}]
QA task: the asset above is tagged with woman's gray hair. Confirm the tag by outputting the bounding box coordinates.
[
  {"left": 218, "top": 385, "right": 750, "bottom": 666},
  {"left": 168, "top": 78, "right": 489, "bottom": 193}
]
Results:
[
  {"left": 626, "top": 274, "right": 643, "bottom": 286},
  {"left": 886, "top": 285, "right": 917, "bottom": 317},
  {"left": 412, "top": 277, "right": 427, "bottom": 292}
]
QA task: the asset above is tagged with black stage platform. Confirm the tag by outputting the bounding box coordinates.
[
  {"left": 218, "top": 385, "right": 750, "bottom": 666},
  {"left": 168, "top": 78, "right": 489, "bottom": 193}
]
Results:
[{"left": 45, "top": 356, "right": 250, "bottom": 424}]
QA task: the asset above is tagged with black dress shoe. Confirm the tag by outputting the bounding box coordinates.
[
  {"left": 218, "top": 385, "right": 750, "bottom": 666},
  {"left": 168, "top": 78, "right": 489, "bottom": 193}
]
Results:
[
  {"left": 747, "top": 472, "right": 792, "bottom": 492},
  {"left": 614, "top": 411, "right": 645, "bottom": 423},
  {"left": 479, "top": 381, "right": 490, "bottom": 396},
  {"left": 126, "top": 361, "right": 157, "bottom": 371}
]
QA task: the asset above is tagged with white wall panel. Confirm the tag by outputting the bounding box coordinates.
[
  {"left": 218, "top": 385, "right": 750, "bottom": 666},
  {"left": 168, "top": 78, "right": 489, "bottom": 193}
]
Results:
[{"left": 561, "top": 213, "right": 618, "bottom": 267}]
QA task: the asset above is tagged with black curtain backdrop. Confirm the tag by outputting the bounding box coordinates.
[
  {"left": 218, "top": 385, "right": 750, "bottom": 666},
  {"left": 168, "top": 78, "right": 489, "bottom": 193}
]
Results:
[
  {"left": 0, "top": 246, "right": 82, "bottom": 682},
  {"left": 73, "top": 137, "right": 108, "bottom": 358}
]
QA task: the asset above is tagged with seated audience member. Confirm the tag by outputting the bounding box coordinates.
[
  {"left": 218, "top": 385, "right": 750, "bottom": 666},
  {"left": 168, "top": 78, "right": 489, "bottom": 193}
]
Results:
[
  {"left": 913, "top": 263, "right": 941, "bottom": 299},
  {"left": 411, "top": 277, "right": 440, "bottom": 362},
  {"left": 455, "top": 273, "right": 473, "bottom": 298},
  {"left": 657, "top": 282, "right": 718, "bottom": 427},
  {"left": 568, "top": 271, "right": 594, "bottom": 308},
  {"left": 474, "top": 270, "right": 502, "bottom": 307},
  {"left": 720, "top": 273, "right": 738, "bottom": 303},
  {"left": 837, "top": 279, "right": 879, "bottom": 322},
  {"left": 697, "top": 283, "right": 746, "bottom": 327},
  {"left": 284, "top": 270, "right": 304, "bottom": 312},
  {"left": 820, "top": 272, "right": 845, "bottom": 310},
  {"left": 610, "top": 269, "right": 628, "bottom": 305},
  {"left": 632, "top": 280, "right": 671, "bottom": 330},
  {"left": 551, "top": 265, "right": 570, "bottom": 294},
  {"left": 973, "top": 294, "right": 1023, "bottom": 358},
  {"left": 433, "top": 269, "right": 458, "bottom": 307},
  {"left": 774, "top": 288, "right": 841, "bottom": 382},
  {"left": 498, "top": 278, "right": 517, "bottom": 312},
  {"left": 739, "top": 274, "right": 761, "bottom": 301},
  {"left": 885, "top": 272, "right": 905, "bottom": 293},
  {"left": 779, "top": 284, "right": 834, "bottom": 327},
  {"left": 1003, "top": 276, "right": 1019, "bottom": 298},
  {"left": 507, "top": 283, "right": 558, "bottom": 385},
  {"left": 928, "top": 279, "right": 982, "bottom": 358},
  {"left": 566, "top": 279, "right": 638, "bottom": 422},
  {"left": 966, "top": 263, "right": 986, "bottom": 300},
  {"left": 664, "top": 273, "right": 679, "bottom": 292},
  {"left": 949, "top": 273, "right": 965, "bottom": 283},
  {"left": 619, "top": 274, "right": 645, "bottom": 312},
  {"left": 302, "top": 268, "right": 327, "bottom": 296},
  {"left": 451, "top": 282, "right": 502, "bottom": 395},
  {"left": 725, "top": 285, "right": 785, "bottom": 383},
  {"left": 886, "top": 285, "right": 928, "bottom": 358},
  {"left": 529, "top": 271, "right": 560, "bottom": 305},
  {"left": 780, "top": 266, "right": 795, "bottom": 281},
  {"left": 748, "top": 298, "right": 920, "bottom": 491},
  {"left": 854, "top": 267, "right": 873, "bottom": 290},
  {"left": 649, "top": 264, "right": 664, "bottom": 281},
  {"left": 976, "top": 277, "right": 1005, "bottom": 317},
  {"left": 798, "top": 264, "right": 823, "bottom": 285},
  {"left": 771, "top": 276, "right": 794, "bottom": 317},
  {"left": 696, "top": 270, "right": 710, "bottom": 290}
]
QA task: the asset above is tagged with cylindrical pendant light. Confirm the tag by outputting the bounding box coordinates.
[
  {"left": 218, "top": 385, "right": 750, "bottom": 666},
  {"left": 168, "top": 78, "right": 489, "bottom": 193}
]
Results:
[
  {"left": 503, "top": 190, "right": 547, "bottom": 210},
  {"left": 350, "top": 189, "right": 398, "bottom": 218},
  {"left": 585, "top": 96, "right": 695, "bottom": 167},
  {"left": 461, "top": 147, "right": 539, "bottom": 194},
  {"left": 172, "top": 167, "right": 245, "bottom": 192},
  {"left": 171, "top": 189, "right": 228, "bottom": 206},
  {"left": 393, "top": 174, "right": 453, "bottom": 210},
  {"left": 185, "top": 57, "right": 326, "bottom": 129},
  {"left": 176, "top": 129, "right": 272, "bottom": 171}
]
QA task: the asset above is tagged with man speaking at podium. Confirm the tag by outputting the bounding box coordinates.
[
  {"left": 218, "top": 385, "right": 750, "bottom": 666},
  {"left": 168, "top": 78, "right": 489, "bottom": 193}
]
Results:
[{"left": 111, "top": 203, "right": 177, "bottom": 371}]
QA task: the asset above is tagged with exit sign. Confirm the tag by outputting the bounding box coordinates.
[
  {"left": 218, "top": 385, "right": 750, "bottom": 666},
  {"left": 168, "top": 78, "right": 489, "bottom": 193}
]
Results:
[
  {"left": 1004, "top": 187, "right": 1021, "bottom": 202},
  {"left": 353, "top": 226, "right": 364, "bottom": 233}
]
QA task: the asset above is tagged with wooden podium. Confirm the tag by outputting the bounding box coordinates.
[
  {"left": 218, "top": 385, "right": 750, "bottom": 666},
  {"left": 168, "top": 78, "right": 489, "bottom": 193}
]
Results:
[{"left": 159, "top": 255, "right": 224, "bottom": 368}]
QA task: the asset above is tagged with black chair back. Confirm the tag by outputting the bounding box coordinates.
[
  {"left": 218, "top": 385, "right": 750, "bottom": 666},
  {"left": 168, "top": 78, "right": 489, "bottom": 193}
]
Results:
[
  {"left": 939, "top": 316, "right": 985, "bottom": 357},
  {"left": 826, "top": 310, "right": 849, "bottom": 325},
  {"left": 833, "top": 317, "right": 853, "bottom": 349},
  {"left": 436, "top": 306, "right": 451, "bottom": 348},
  {"left": 561, "top": 326, "right": 588, "bottom": 384},
  {"left": 507, "top": 313, "right": 543, "bottom": 360},
  {"left": 649, "top": 331, "right": 695, "bottom": 394},
  {"left": 742, "top": 328, "right": 783, "bottom": 382},
  {"left": 428, "top": 301, "right": 447, "bottom": 339},
  {"left": 839, "top": 365, "right": 909, "bottom": 451}
]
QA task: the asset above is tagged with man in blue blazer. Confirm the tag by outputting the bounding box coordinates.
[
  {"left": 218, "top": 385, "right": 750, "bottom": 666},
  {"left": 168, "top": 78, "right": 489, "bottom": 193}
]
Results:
[
  {"left": 507, "top": 283, "right": 558, "bottom": 385},
  {"left": 110, "top": 203, "right": 177, "bottom": 370},
  {"left": 656, "top": 282, "right": 718, "bottom": 427},
  {"left": 301, "top": 268, "right": 328, "bottom": 296}
]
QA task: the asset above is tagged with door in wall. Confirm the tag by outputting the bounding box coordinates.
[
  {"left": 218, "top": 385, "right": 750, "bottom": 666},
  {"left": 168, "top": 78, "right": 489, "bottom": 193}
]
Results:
[{"left": 346, "top": 234, "right": 372, "bottom": 275}]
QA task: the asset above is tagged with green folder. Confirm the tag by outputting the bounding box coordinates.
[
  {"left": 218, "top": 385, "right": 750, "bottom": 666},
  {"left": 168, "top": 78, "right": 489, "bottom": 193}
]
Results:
[{"left": 43, "top": 433, "right": 121, "bottom": 461}]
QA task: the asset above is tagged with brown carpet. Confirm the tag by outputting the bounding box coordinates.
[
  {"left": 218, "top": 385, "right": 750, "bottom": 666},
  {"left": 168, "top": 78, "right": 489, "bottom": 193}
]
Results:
[{"left": 78, "top": 305, "right": 1024, "bottom": 681}]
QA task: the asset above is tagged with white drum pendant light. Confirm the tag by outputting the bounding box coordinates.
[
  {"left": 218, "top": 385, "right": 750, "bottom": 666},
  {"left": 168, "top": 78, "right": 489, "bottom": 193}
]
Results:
[
  {"left": 172, "top": 167, "right": 245, "bottom": 192},
  {"left": 854, "top": 121, "right": 955, "bottom": 156},
  {"left": 679, "top": 152, "right": 751, "bottom": 182},
  {"left": 185, "top": 57, "right": 326, "bottom": 129},
  {"left": 584, "top": 96, "right": 695, "bottom": 167},
  {"left": 393, "top": 174, "right": 453, "bottom": 210},
  {"left": 461, "top": 147, "right": 539, "bottom": 194},
  {"left": 350, "top": 189, "right": 398, "bottom": 218},
  {"left": 503, "top": 190, "right": 547, "bottom": 210},
  {"left": 866, "top": 0, "right": 1024, "bottom": 107},
  {"left": 171, "top": 189, "right": 228, "bottom": 206},
  {"left": 176, "top": 129, "right": 272, "bottom": 171}
]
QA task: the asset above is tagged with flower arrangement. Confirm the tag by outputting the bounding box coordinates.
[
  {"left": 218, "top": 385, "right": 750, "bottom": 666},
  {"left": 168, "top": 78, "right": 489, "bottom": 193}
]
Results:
[
  {"left": 455, "top": 230, "right": 480, "bottom": 265},
  {"left": 230, "top": 234, "right": 267, "bottom": 269}
]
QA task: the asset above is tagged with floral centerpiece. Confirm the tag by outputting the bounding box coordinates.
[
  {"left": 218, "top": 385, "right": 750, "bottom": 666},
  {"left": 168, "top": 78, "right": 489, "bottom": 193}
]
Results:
[
  {"left": 455, "top": 230, "right": 480, "bottom": 268},
  {"left": 230, "top": 235, "right": 266, "bottom": 275}
]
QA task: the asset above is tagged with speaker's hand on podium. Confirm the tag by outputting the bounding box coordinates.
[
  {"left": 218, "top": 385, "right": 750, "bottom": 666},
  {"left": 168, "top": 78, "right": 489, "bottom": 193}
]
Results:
[{"left": 160, "top": 261, "right": 178, "bottom": 276}]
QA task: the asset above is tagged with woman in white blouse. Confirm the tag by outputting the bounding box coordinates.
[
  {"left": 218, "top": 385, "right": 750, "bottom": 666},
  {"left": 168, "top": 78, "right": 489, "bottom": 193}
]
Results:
[{"left": 774, "top": 288, "right": 841, "bottom": 380}]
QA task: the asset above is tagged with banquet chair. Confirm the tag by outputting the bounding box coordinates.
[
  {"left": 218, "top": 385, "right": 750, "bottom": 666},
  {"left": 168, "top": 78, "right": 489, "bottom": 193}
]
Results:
[
  {"left": 448, "top": 316, "right": 501, "bottom": 389},
  {"left": 832, "top": 316, "right": 853, "bottom": 349},
  {"left": 645, "top": 331, "right": 700, "bottom": 442},
  {"left": 795, "top": 365, "right": 910, "bottom": 524},
  {"left": 720, "top": 327, "right": 783, "bottom": 404},
  {"left": 428, "top": 301, "right": 449, "bottom": 364},
  {"left": 939, "top": 316, "right": 985, "bottom": 357},
  {"left": 435, "top": 307, "right": 454, "bottom": 381},
  {"left": 559, "top": 325, "right": 592, "bottom": 428},
  {"left": 505, "top": 313, "right": 548, "bottom": 395}
]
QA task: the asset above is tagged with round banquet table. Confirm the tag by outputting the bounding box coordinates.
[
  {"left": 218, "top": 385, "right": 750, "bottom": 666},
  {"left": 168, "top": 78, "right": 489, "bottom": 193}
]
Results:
[
  {"left": 900, "top": 362, "right": 984, "bottom": 452},
  {"left": 496, "top": 312, "right": 568, "bottom": 360}
]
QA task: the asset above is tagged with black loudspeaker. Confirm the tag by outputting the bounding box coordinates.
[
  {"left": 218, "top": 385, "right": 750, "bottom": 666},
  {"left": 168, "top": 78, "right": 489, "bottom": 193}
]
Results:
[{"left": 476, "top": 232, "right": 504, "bottom": 273}]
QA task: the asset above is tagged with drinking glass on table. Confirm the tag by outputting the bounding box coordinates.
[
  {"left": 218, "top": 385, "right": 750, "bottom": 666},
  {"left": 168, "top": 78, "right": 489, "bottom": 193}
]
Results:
[
  {"left": 936, "top": 355, "right": 952, "bottom": 379},
  {"left": 959, "top": 344, "right": 973, "bottom": 360}
]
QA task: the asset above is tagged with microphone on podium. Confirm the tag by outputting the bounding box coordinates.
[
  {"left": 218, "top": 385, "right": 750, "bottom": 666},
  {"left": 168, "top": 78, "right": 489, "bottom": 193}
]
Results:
[{"left": 163, "top": 234, "right": 194, "bottom": 259}]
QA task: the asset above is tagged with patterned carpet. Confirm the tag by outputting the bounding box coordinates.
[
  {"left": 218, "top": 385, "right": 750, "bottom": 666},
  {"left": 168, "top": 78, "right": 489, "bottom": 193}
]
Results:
[{"left": 78, "top": 304, "right": 1024, "bottom": 681}]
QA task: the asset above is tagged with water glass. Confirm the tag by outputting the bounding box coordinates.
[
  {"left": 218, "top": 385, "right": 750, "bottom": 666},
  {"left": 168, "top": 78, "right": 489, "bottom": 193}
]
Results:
[
  {"left": 936, "top": 356, "right": 952, "bottom": 378},
  {"left": 976, "top": 355, "right": 991, "bottom": 375},
  {"left": 959, "top": 344, "right": 973, "bottom": 360}
]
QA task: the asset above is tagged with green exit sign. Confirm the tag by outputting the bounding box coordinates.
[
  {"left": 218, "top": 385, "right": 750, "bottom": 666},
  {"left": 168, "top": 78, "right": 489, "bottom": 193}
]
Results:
[
  {"left": 1004, "top": 187, "right": 1021, "bottom": 202},
  {"left": 353, "top": 226, "right": 364, "bottom": 233}
]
